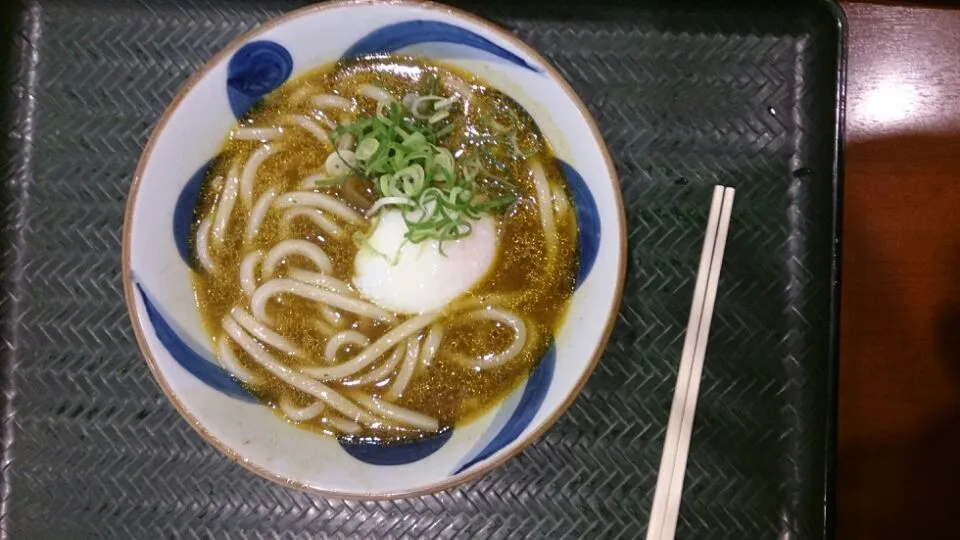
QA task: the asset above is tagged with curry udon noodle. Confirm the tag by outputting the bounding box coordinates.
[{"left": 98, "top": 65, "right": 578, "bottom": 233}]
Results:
[{"left": 192, "top": 55, "right": 578, "bottom": 445}]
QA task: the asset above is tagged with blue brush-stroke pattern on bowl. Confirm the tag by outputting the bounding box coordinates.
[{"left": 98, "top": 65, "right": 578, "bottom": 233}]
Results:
[
  {"left": 227, "top": 41, "right": 294, "bottom": 119},
  {"left": 339, "top": 427, "right": 454, "bottom": 466},
  {"left": 452, "top": 344, "right": 555, "bottom": 475},
  {"left": 342, "top": 20, "right": 542, "bottom": 74},
  {"left": 136, "top": 282, "right": 255, "bottom": 402},
  {"left": 558, "top": 158, "right": 601, "bottom": 289},
  {"left": 173, "top": 159, "right": 215, "bottom": 267}
]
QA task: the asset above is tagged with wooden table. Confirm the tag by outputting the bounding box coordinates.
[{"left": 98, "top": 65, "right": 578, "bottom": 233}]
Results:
[{"left": 840, "top": 1, "right": 960, "bottom": 537}]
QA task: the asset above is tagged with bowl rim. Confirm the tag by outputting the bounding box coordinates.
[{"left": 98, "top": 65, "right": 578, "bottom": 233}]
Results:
[{"left": 122, "top": 0, "right": 627, "bottom": 500}]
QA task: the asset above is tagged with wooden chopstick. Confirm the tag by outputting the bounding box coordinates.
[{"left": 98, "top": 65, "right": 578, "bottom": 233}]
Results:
[
  {"left": 659, "top": 186, "right": 734, "bottom": 539},
  {"left": 647, "top": 186, "right": 735, "bottom": 540},
  {"left": 646, "top": 186, "right": 725, "bottom": 540}
]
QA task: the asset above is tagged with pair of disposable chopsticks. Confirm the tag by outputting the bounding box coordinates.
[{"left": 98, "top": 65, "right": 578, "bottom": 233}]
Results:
[{"left": 646, "top": 185, "right": 736, "bottom": 540}]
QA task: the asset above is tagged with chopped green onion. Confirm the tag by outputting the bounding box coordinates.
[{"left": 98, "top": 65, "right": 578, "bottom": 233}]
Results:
[
  {"left": 402, "top": 131, "right": 427, "bottom": 149},
  {"left": 355, "top": 138, "right": 379, "bottom": 160},
  {"left": 330, "top": 83, "right": 518, "bottom": 247},
  {"left": 433, "top": 147, "right": 455, "bottom": 173},
  {"left": 434, "top": 96, "right": 457, "bottom": 110},
  {"left": 435, "top": 123, "right": 455, "bottom": 139},
  {"left": 325, "top": 149, "right": 357, "bottom": 176}
]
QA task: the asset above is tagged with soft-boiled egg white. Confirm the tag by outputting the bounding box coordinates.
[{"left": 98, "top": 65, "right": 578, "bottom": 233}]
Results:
[{"left": 353, "top": 210, "right": 497, "bottom": 314}]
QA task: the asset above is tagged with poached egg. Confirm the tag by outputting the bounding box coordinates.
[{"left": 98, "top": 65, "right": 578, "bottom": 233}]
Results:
[{"left": 353, "top": 210, "right": 497, "bottom": 314}]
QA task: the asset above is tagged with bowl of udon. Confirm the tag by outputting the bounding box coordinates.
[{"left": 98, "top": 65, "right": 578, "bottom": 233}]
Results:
[{"left": 123, "top": 0, "right": 625, "bottom": 498}]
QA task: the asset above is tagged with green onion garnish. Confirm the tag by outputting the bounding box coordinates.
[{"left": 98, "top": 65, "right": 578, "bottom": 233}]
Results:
[{"left": 331, "top": 90, "right": 517, "bottom": 247}]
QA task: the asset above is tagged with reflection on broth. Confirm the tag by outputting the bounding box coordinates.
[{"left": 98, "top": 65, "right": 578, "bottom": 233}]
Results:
[{"left": 191, "top": 55, "right": 577, "bottom": 444}]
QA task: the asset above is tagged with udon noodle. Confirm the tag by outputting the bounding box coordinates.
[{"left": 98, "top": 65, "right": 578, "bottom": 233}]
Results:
[{"left": 191, "top": 55, "right": 577, "bottom": 443}]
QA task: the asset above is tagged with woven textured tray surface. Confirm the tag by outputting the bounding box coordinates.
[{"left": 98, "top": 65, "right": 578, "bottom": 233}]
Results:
[{"left": 0, "top": 0, "right": 841, "bottom": 538}]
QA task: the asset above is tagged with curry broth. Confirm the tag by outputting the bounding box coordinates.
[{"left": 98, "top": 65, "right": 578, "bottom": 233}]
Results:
[{"left": 192, "top": 56, "right": 578, "bottom": 442}]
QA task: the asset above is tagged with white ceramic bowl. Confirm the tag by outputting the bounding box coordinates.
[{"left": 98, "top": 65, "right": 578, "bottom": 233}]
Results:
[{"left": 123, "top": 0, "right": 625, "bottom": 498}]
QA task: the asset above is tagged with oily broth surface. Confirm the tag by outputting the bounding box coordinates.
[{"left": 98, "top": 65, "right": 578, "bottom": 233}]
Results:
[{"left": 192, "top": 56, "right": 578, "bottom": 441}]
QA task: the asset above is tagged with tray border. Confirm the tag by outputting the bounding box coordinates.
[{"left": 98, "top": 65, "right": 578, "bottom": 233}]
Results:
[{"left": 0, "top": 0, "right": 848, "bottom": 534}]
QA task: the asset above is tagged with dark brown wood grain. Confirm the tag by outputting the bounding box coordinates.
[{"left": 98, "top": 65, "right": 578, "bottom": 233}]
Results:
[{"left": 840, "top": 2, "right": 960, "bottom": 538}]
